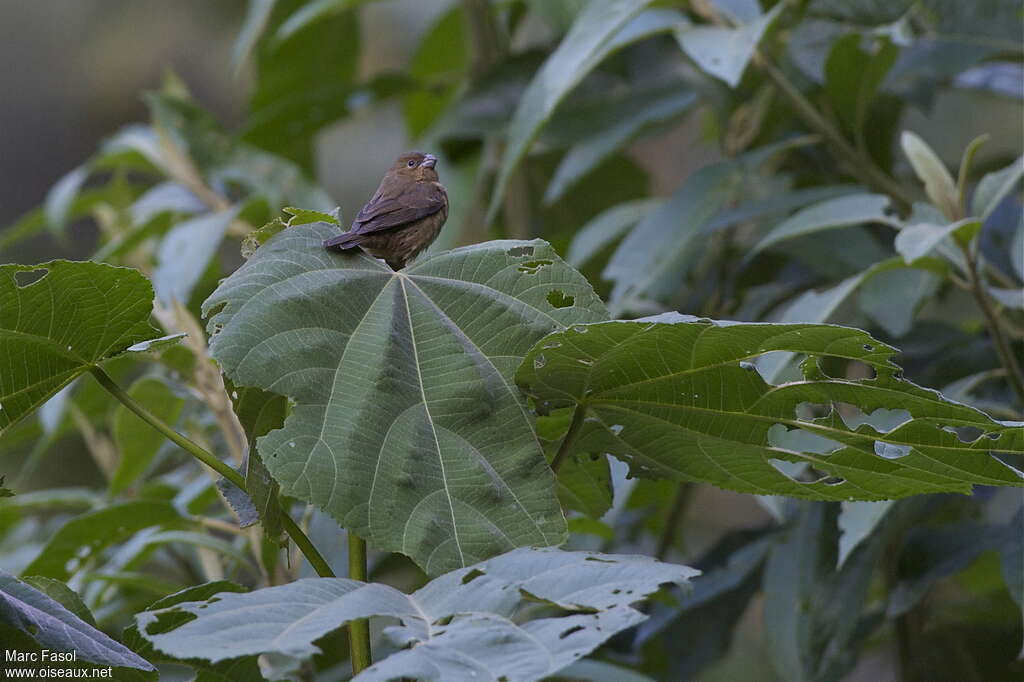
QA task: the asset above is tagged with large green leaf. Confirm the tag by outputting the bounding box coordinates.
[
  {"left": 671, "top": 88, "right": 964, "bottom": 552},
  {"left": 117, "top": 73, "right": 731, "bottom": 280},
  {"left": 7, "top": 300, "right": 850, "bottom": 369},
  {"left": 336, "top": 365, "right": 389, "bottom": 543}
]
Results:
[
  {"left": 488, "top": 2, "right": 678, "bottom": 219},
  {"left": 136, "top": 548, "right": 697, "bottom": 680},
  {"left": 0, "top": 570, "right": 155, "bottom": 672},
  {"left": 0, "top": 261, "right": 159, "bottom": 436},
  {"left": 202, "top": 224, "right": 608, "bottom": 574},
  {"left": 515, "top": 316, "right": 1024, "bottom": 500}
]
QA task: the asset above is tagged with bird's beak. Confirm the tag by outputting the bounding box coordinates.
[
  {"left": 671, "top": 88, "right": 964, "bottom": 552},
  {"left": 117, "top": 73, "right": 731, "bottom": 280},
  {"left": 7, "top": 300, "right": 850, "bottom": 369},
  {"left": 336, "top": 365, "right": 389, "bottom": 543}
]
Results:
[{"left": 421, "top": 154, "right": 437, "bottom": 168}]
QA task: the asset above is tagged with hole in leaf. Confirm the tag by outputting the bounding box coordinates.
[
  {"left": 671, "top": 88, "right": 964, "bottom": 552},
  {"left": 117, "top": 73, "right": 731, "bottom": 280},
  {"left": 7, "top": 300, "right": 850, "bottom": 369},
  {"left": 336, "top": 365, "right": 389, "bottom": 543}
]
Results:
[
  {"left": 559, "top": 625, "right": 585, "bottom": 639},
  {"left": 15, "top": 268, "right": 47, "bottom": 287},
  {"left": 952, "top": 426, "right": 984, "bottom": 442},
  {"left": 546, "top": 290, "right": 574, "bottom": 308},
  {"left": 507, "top": 246, "right": 534, "bottom": 257},
  {"left": 862, "top": 344, "right": 874, "bottom": 352},
  {"left": 518, "top": 259, "right": 553, "bottom": 274},
  {"left": 874, "top": 441, "right": 911, "bottom": 459},
  {"left": 986, "top": 432, "right": 1001, "bottom": 440}
]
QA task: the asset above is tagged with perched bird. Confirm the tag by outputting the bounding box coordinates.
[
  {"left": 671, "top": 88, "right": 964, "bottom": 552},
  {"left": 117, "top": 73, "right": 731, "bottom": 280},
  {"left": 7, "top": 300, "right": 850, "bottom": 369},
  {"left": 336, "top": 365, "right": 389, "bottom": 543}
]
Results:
[{"left": 323, "top": 151, "right": 449, "bottom": 270}]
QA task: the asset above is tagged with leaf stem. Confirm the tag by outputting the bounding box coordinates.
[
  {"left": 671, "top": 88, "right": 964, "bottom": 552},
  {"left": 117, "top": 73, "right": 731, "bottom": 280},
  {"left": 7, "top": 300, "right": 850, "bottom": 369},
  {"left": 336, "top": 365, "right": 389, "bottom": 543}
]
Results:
[
  {"left": 347, "top": 532, "right": 372, "bottom": 673},
  {"left": 88, "top": 366, "right": 336, "bottom": 578},
  {"left": 958, "top": 246, "right": 1024, "bottom": 404},
  {"left": 551, "top": 403, "right": 588, "bottom": 474},
  {"left": 656, "top": 483, "right": 694, "bottom": 560}
]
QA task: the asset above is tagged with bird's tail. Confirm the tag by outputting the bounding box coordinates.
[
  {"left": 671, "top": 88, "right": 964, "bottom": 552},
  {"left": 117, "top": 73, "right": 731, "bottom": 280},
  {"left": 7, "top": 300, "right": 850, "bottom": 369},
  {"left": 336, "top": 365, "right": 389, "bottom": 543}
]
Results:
[{"left": 323, "top": 232, "right": 361, "bottom": 251}]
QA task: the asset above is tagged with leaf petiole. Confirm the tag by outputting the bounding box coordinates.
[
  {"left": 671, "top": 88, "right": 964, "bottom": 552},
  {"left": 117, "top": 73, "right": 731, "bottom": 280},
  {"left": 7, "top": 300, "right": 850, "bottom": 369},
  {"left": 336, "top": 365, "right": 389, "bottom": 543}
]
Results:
[{"left": 87, "top": 366, "right": 336, "bottom": 578}]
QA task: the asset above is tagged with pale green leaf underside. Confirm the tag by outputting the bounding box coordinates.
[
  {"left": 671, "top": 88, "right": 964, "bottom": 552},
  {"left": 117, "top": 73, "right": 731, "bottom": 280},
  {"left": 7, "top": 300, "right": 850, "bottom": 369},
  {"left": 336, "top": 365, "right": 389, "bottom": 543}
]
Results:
[
  {"left": 516, "top": 318, "right": 1024, "bottom": 501},
  {"left": 203, "top": 223, "right": 608, "bottom": 574},
  {"left": 0, "top": 261, "right": 159, "bottom": 436},
  {"left": 1, "top": 571, "right": 154, "bottom": 671},
  {"left": 138, "top": 547, "right": 696, "bottom": 681}
]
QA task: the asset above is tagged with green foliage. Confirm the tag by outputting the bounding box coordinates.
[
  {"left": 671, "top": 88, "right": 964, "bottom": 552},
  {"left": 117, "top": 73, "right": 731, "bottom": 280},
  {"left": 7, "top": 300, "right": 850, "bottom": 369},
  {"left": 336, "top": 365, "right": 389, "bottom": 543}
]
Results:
[
  {"left": 0, "top": 261, "right": 159, "bottom": 435},
  {"left": 1, "top": 0, "right": 1022, "bottom": 678}
]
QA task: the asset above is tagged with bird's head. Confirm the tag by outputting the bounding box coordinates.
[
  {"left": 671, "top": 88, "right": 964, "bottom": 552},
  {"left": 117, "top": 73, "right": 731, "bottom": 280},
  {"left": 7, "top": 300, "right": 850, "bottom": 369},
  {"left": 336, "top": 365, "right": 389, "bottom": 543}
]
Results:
[{"left": 389, "top": 151, "right": 439, "bottom": 182}]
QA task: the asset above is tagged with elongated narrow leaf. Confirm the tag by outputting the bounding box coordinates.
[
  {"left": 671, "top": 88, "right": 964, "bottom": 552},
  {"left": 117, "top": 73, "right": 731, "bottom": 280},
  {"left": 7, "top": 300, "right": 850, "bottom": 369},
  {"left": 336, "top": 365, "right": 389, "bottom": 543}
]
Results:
[
  {"left": 24, "top": 501, "right": 184, "bottom": 580},
  {"left": 0, "top": 570, "right": 155, "bottom": 672},
  {"left": 203, "top": 224, "right": 608, "bottom": 574},
  {"left": 0, "top": 261, "right": 159, "bottom": 436},
  {"left": 515, "top": 317, "right": 1024, "bottom": 500},
  {"left": 488, "top": 2, "right": 678, "bottom": 219},
  {"left": 137, "top": 548, "right": 696, "bottom": 681},
  {"left": 901, "top": 131, "right": 959, "bottom": 220},
  {"left": 752, "top": 193, "right": 895, "bottom": 254},
  {"left": 567, "top": 199, "right": 661, "bottom": 267},
  {"left": 824, "top": 34, "right": 898, "bottom": 136},
  {"left": 895, "top": 218, "right": 981, "bottom": 263},
  {"left": 545, "top": 88, "right": 696, "bottom": 203},
  {"left": 972, "top": 155, "right": 1024, "bottom": 220}
]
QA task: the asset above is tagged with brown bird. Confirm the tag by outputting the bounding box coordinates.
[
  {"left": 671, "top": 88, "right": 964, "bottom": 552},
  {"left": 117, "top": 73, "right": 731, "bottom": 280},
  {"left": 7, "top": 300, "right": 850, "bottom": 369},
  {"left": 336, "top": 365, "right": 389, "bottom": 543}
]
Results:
[{"left": 323, "top": 151, "right": 449, "bottom": 270}]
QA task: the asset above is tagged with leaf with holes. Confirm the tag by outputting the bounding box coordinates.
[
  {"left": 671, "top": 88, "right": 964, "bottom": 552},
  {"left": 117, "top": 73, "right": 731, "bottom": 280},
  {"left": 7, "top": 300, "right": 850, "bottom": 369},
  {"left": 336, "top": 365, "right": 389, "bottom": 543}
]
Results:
[
  {"left": 136, "top": 547, "right": 696, "bottom": 681},
  {"left": 202, "top": 223, "right": 608, "bottom": 574},
  {"left": 515, "top": 316, "right": 1024, "bottom": 500},
  {"left": 0, "top": 261, "right": 160, "bottom": 436}
]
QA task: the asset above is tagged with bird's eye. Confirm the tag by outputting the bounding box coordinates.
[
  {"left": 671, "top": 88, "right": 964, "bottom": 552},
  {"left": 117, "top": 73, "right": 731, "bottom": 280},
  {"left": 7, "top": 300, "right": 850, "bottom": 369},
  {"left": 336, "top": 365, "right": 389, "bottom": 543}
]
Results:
[{"left": 407, "top": 160, "right": 416, "bottom": 167}]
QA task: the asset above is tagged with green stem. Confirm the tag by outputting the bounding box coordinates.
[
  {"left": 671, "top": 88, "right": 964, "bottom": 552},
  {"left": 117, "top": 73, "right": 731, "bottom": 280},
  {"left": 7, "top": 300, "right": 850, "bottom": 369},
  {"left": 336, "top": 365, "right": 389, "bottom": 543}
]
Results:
[
  {"left": 656, "top": 483, "right": 693, "bottom": 560},
  {"left": 347, "top": 533, "right": 372, "bottom": 673},
  {"left": 757, "top": 55, "right": 916, "bottom": 211},
  {"left": 88, "top": 366, "right": 335, "bottom": 578},
  {"left": 958, "top": 246, "right": 1024, "bottom": 404},
  {"left": 551, "top": 403, "right": 588, "bottom": 474}
]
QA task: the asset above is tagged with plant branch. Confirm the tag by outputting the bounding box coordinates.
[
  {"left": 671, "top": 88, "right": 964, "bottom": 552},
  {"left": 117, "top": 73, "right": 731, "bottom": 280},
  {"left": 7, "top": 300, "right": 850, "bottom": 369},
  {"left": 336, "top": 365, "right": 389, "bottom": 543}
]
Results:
[
  {"left": 88, "top": 366, "right": 336, "bottom": 578},
  {"left": 551, "top": 403, "right": 588, "bottom": 474},
  {"left": 347, "top": 533, "right": 372, "bottom": 673},
  {"left": 959, "top": 246, "right": 1024, "bottom": 404},
  {"left": 755, "top": 55, "right": 916, "bottom": 211}
]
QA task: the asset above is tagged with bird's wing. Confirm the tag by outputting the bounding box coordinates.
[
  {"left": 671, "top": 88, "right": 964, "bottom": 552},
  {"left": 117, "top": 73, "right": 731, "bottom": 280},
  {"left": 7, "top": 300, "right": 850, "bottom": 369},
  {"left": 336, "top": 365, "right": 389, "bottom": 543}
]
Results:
[{"left": 351, "top": 183, "right": 446, "bottom": 235}]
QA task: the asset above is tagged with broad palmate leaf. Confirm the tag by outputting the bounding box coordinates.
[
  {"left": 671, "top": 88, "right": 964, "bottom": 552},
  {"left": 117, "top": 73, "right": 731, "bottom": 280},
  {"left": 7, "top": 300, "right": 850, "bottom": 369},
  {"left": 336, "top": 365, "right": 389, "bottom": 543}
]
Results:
[
  {"left": 202, "top": 223, "right": 608, "bottom": 573},
  {"left": 515, "top": 316, "right": 1024, "bottom": 500},
  {"left": 0, "top": 570, "right": 155, "bottom": 672},
  {"left": 0, "top": 261, "right": 159, "bottom": 436},
  {"left": 137, "top": 547, "right": 697, "bottom": 681}
]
